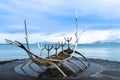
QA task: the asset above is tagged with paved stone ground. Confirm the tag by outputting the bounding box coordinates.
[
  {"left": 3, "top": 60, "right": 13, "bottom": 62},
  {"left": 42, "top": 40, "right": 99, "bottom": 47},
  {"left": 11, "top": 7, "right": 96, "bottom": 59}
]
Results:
[{"left": 0, "top": 58, "right": 120, "bottom": 80}]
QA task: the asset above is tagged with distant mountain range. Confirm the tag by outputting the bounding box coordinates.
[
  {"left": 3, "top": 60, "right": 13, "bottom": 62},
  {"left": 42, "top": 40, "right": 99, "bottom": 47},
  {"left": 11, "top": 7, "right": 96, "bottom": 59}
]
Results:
[
  {"left": 93, "top": 39, "right": 120, "bottom": 44},
  {"left": 1, "top": 39, "right": 120, "bottom": 45}
]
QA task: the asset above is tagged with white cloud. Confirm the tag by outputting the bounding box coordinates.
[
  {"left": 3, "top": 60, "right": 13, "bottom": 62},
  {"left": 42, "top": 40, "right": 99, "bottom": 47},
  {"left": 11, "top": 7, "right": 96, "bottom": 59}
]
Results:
[
  {"left": 1, "top": 0, "right": 120, "bottom": 43},
  {"left": 79, "top": 29, "right": 120, "bottom": 43},
  {"left": 1, "top": 0, "right": 120, "bottom": 25},
  {"left": 79, "top": 30, "right": 109, "bottom": 43},
  {"left": 0, "top": 33, "right": 25, "bottom": 44},
  {"left": 107, "top": 30, "right": 120, "bottom": 40},
  {"left": 1, "top": 29, "right": 120, "bottom": 44},
  {"left": 1, "top": 0, "right": 120, "bottom": 18}
]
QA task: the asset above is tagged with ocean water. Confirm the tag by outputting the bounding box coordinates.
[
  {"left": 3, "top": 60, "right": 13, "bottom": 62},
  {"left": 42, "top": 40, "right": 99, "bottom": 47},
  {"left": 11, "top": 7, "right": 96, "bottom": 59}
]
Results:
[{"left": 0, "top": 43, "right": 120, "bottom": 62}]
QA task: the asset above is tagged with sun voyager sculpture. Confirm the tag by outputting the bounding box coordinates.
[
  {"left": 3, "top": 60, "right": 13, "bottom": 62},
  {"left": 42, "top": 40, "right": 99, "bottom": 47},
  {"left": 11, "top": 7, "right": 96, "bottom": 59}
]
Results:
[{"left": 5, "top": 13, "right": 90, "bottom": 78}]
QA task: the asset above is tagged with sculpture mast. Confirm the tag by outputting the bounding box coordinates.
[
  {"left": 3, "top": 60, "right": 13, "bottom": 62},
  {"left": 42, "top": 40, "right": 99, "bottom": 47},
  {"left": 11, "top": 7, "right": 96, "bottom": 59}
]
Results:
[
  {"left": 76, "top": 10, "right": 78, "bottom": 33},
  {"left": 75, "top": 10, "right": 79, "bottom": 44},
  {"left": 24, "top": 20, "right": 30, "bottom": 51}
]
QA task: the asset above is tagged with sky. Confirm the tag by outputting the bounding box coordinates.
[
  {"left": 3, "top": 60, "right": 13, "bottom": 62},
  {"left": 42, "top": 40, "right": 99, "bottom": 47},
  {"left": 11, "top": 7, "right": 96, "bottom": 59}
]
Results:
[{"left": 0, "top": 0, "right": 120, "bottom": 44}]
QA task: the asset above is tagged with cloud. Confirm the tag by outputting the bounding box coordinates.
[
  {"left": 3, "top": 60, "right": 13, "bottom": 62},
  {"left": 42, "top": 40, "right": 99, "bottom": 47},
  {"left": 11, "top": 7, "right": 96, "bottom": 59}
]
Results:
[
  {"left": 1, "top": 29, "right": 120, "bottom": 44},
  {"left": 79, "top": 29, "right": 120, "bottom": 43},
  {"left": 1, "top": 0, "right": 120, "bottom": 19},
  {"left": 1, "top": 0, "right": 120, "bottom": 43}
]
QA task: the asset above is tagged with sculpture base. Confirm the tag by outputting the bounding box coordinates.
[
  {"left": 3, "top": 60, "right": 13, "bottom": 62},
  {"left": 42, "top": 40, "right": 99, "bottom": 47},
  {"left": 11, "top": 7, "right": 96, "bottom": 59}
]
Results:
[{"left": 15, "top": 59, "right": 102, "bottom": 78}]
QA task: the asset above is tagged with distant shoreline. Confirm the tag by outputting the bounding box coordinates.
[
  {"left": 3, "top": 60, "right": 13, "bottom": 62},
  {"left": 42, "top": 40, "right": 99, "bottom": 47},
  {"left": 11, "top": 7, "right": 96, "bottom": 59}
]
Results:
[{"left": 1, "top": 42, "right": 120, "bottom": 45}]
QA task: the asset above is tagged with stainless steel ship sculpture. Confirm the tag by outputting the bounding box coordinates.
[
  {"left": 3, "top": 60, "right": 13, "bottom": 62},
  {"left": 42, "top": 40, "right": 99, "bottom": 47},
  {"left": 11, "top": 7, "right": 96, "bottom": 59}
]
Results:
[{"left": 5, "top": 13, "right": 90, "bottom": 77}]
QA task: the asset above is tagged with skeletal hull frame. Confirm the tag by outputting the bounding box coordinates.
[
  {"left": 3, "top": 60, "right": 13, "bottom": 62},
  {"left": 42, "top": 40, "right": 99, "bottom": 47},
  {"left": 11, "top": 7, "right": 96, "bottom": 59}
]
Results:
[
  {"left": 17, "top": 48, "right": 90, "bottom": 77},
  {"left": 15, "top": 58, "right": 89, "bottom": 77},
  {"left": 5, "top": 39, "right": 90, "bottom": 77}
]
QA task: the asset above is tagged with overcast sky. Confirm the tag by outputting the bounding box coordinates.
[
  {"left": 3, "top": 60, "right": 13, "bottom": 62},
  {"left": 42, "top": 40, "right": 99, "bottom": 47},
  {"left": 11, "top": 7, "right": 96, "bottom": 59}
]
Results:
[{"left": 1, "top": 0, "right": 120, "bottom": 43}]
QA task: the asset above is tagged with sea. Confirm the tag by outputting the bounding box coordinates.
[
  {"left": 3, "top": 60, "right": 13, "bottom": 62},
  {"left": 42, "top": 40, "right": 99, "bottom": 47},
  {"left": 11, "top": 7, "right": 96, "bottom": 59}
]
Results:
[{"left": 0, "top": 43, "right": 120, "bottom": 62}]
